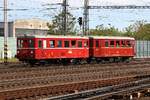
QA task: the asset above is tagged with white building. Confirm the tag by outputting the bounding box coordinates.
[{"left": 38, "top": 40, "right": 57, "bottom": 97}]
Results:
[{"left": 0, "top": 18, "right": 50, "bottom": 37}]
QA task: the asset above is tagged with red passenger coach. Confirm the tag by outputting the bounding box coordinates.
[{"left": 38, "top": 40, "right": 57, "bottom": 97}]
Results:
[
  {"left": 89, "top": 36, "right": 135, "bottom": 62},
  {"left": 17, "top": 35, "right": 89, "bottom": 64}
]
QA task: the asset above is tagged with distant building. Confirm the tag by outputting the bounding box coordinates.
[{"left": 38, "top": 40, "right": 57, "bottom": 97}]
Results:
[{"left": 0, "top": 18, "right": 50, "bottom": 37}]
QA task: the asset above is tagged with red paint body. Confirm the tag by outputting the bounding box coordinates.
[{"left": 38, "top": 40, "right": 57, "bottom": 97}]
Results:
[
  {"left": 16, "top": 35, "right": 135, "bottom": 63},
  {"left": 89, "top": 36, "right": 135, "bottom": 58},
  {"left": 17, "top": 36, "right": 89, "bottom": 61}
]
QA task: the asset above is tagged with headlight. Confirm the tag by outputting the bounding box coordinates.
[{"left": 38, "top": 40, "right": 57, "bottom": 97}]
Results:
[
  {"left": 31, "top": 51, "right": 33, "bottom": 54},
  {"left": 17, "top": 50, "right": 20, "bottom": 54}
]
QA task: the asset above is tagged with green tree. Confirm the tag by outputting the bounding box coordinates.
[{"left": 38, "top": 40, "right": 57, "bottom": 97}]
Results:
[
  {"left": 90, "top": 24, "right": 122, "bottom": 36},
  {"left": 47, "top": 11, "right": 76, "bottom": 35},
  {"left": 124, "top": 20, "right": 150, "bottom": 40}
]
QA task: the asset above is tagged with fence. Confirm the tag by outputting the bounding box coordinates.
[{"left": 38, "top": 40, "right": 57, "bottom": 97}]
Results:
[{"left": 0, "top": 37, "right": 16, "bottom": 59}]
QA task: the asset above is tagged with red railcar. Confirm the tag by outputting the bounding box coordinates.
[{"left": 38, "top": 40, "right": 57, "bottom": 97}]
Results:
[
  {"left": 17, "top": 35, "right": 89, "bottom": 64},
  {"left": 17, "top": 35, "right": 135, "bottom": 64},
  {"left": 89, "top": 36, "right": 135, "bottom": 62}
]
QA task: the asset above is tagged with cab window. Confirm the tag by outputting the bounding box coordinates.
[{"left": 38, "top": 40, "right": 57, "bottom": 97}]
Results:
[{"left": 29, "top": 40, "right": 34, "bottom": 48}]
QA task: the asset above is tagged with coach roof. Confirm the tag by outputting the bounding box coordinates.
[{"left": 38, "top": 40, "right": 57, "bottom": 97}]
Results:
[
  {"left": 18, "top": 35, "right": 89, "bottom": 39},
  {"left": 89, "top": 36, "right": 135, "bottom": 40}
]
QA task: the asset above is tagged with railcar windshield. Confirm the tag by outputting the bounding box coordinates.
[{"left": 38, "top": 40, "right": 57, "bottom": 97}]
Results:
[{"left": 17, "top": 38, "right": 34, "bottom": 48}]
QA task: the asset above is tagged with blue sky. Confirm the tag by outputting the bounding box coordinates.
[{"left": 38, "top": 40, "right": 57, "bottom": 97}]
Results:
[{"left": 0, "top": 0, "right": 150, "bottom": 30}]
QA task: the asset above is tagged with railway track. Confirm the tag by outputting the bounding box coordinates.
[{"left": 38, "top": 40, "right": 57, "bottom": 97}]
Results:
[
  {"left": 0, "top": 61, "right": 149, "bottom": 80},
  {"left": 46, "top": 77, "right": 150, "bottom": 100},
  {"left": 0, "top": 60, "right": 149, "bottom": 99}
]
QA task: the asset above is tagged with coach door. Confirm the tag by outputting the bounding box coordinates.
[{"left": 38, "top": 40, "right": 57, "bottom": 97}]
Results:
[{"left": 38, "top": 39, "right": 47, "bottom": 58}]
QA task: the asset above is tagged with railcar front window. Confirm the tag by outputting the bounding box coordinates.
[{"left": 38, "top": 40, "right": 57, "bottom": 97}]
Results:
[
  {"left": 17, "top": 40, "right": 21, "bottom": 48},
  {"left": 23, "top": 40, "right": 28, "bottom": 48},
  {"left": 20, "top": 40, "right": 23, "bottom": 48},
  {"left": 57, "top": 40, "right": 62, "bottom": 47},
  {"left": 64, "top": 41, "right": 69, "bottom": 48},
  {"left": 29, "top": 40, "right": 34, "bottom": 48},
  {"left": 38, "top": 40, "right": 42, "bottom": 48}
]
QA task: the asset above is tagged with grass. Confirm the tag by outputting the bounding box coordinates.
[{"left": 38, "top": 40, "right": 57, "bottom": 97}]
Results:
[{"left": 0, "top": 58, "right": 19, "bottom": 62}]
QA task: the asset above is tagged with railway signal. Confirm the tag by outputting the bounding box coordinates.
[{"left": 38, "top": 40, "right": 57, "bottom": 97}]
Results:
[{"left": 78, "top": 17, "right": 83, "bottom": 26}]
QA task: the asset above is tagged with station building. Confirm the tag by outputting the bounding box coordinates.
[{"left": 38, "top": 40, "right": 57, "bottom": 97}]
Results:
[
  {"left": 0, "top": 19, "right": 50, "bottom": 59},
  {"left": 0, "top": 18, "right": 50, "bottom": 37}
]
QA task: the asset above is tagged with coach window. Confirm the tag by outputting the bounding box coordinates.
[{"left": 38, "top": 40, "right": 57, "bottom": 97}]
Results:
[
  {"left": 78, "top": 41, "right": 82, "bottom": 48},
  {"left": 121, "top": 41, "right": 126, "bottom": 47},
  {"left": 38, "top": 40, "right": 42, "bottom": 48},
  {"left": 50, "top": 40, "right": 55, "bottom": 48},
  {"left": 126, "top": 41, "right": 131, "bottom": 47},
  {"left": 64, "top": 41, "right": 69, "bottom": 48},
  {"left": 71, "top": 40, "right": 76, "bottom": 47},
  {"left": 57, "top": 40, "right": 62, "bottom": 47},
  {"left": 105, "top": 41, "right": 109, "bottom": 47},
  {"left": 110, "top": 41, "right": 114, "bottom": 47},
  {"left": 116, "top": 41, "right": 120, "bottom": 47},
  {"left": 84, "top": 41, "right": 88, "bottom": 47},
  {"left": 96, "top": 40, "right": 99, "bottom": 48}
]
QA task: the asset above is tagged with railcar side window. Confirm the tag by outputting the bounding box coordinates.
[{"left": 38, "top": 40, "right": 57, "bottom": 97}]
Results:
[
  {"left": 110, "top": 41, "right": 114, "bottom": 47},
  {"left": 116, "top": 41, "right": 120, "bottom": 47},
  {"left": 71, "top": 40, "right": 76, "bottom": 47},
  {"left": 38, "top": 40, "right": 42, "bottom": 48},
  {"left": 29, "top": 40, "right": 34, "bottom": 48},
  {"left": 121, "top": 41, "right": 126, "bottom": 47},
  {"left": 84, "top": 41, "right": 88, "bottom": 47},
  {"left": 126, "top": 41, "right": 131, "bottom": 47},
  {"left": 105, "top": 41, "right": 109, "bottom": 47},
  {"left": 78, "top": 41, "right": 82, "bottom": 48},
  {"left": 96, "top": 40, "right": 99, "bottom": 47},
  {"left": 50, "top": 40, "right": 55, "bottom": 48},
  {"left": 57, "top": 40, "right": 62, "bottom": 47},
  {"left": 64, "top": 41, "right": 69, "bottom": 48}
]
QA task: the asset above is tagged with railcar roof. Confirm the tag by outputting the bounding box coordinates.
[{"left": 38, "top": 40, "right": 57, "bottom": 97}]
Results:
[
  {"left": 17, "top": 35, "right": 89, "bottom": 39},
  {"left": 89, "top": 36, "right": 135, "bottom": 40},
  {"left": 17, "top": 35, "right": 135, "bottom": 40}
]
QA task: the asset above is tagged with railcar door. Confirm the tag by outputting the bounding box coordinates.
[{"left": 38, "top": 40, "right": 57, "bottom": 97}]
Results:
[{"left": 42, "top": 40, "right": 47, "bottom": 58}]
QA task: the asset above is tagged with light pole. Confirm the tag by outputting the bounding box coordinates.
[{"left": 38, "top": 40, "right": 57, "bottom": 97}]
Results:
[{"left": 4, "top": 0, "right": 8, "bottom": 64}]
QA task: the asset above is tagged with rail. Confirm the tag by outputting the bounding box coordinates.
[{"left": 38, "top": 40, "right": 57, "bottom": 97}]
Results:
[{"left": 46, "top": 78, "right": 150, "bottom": 100}]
